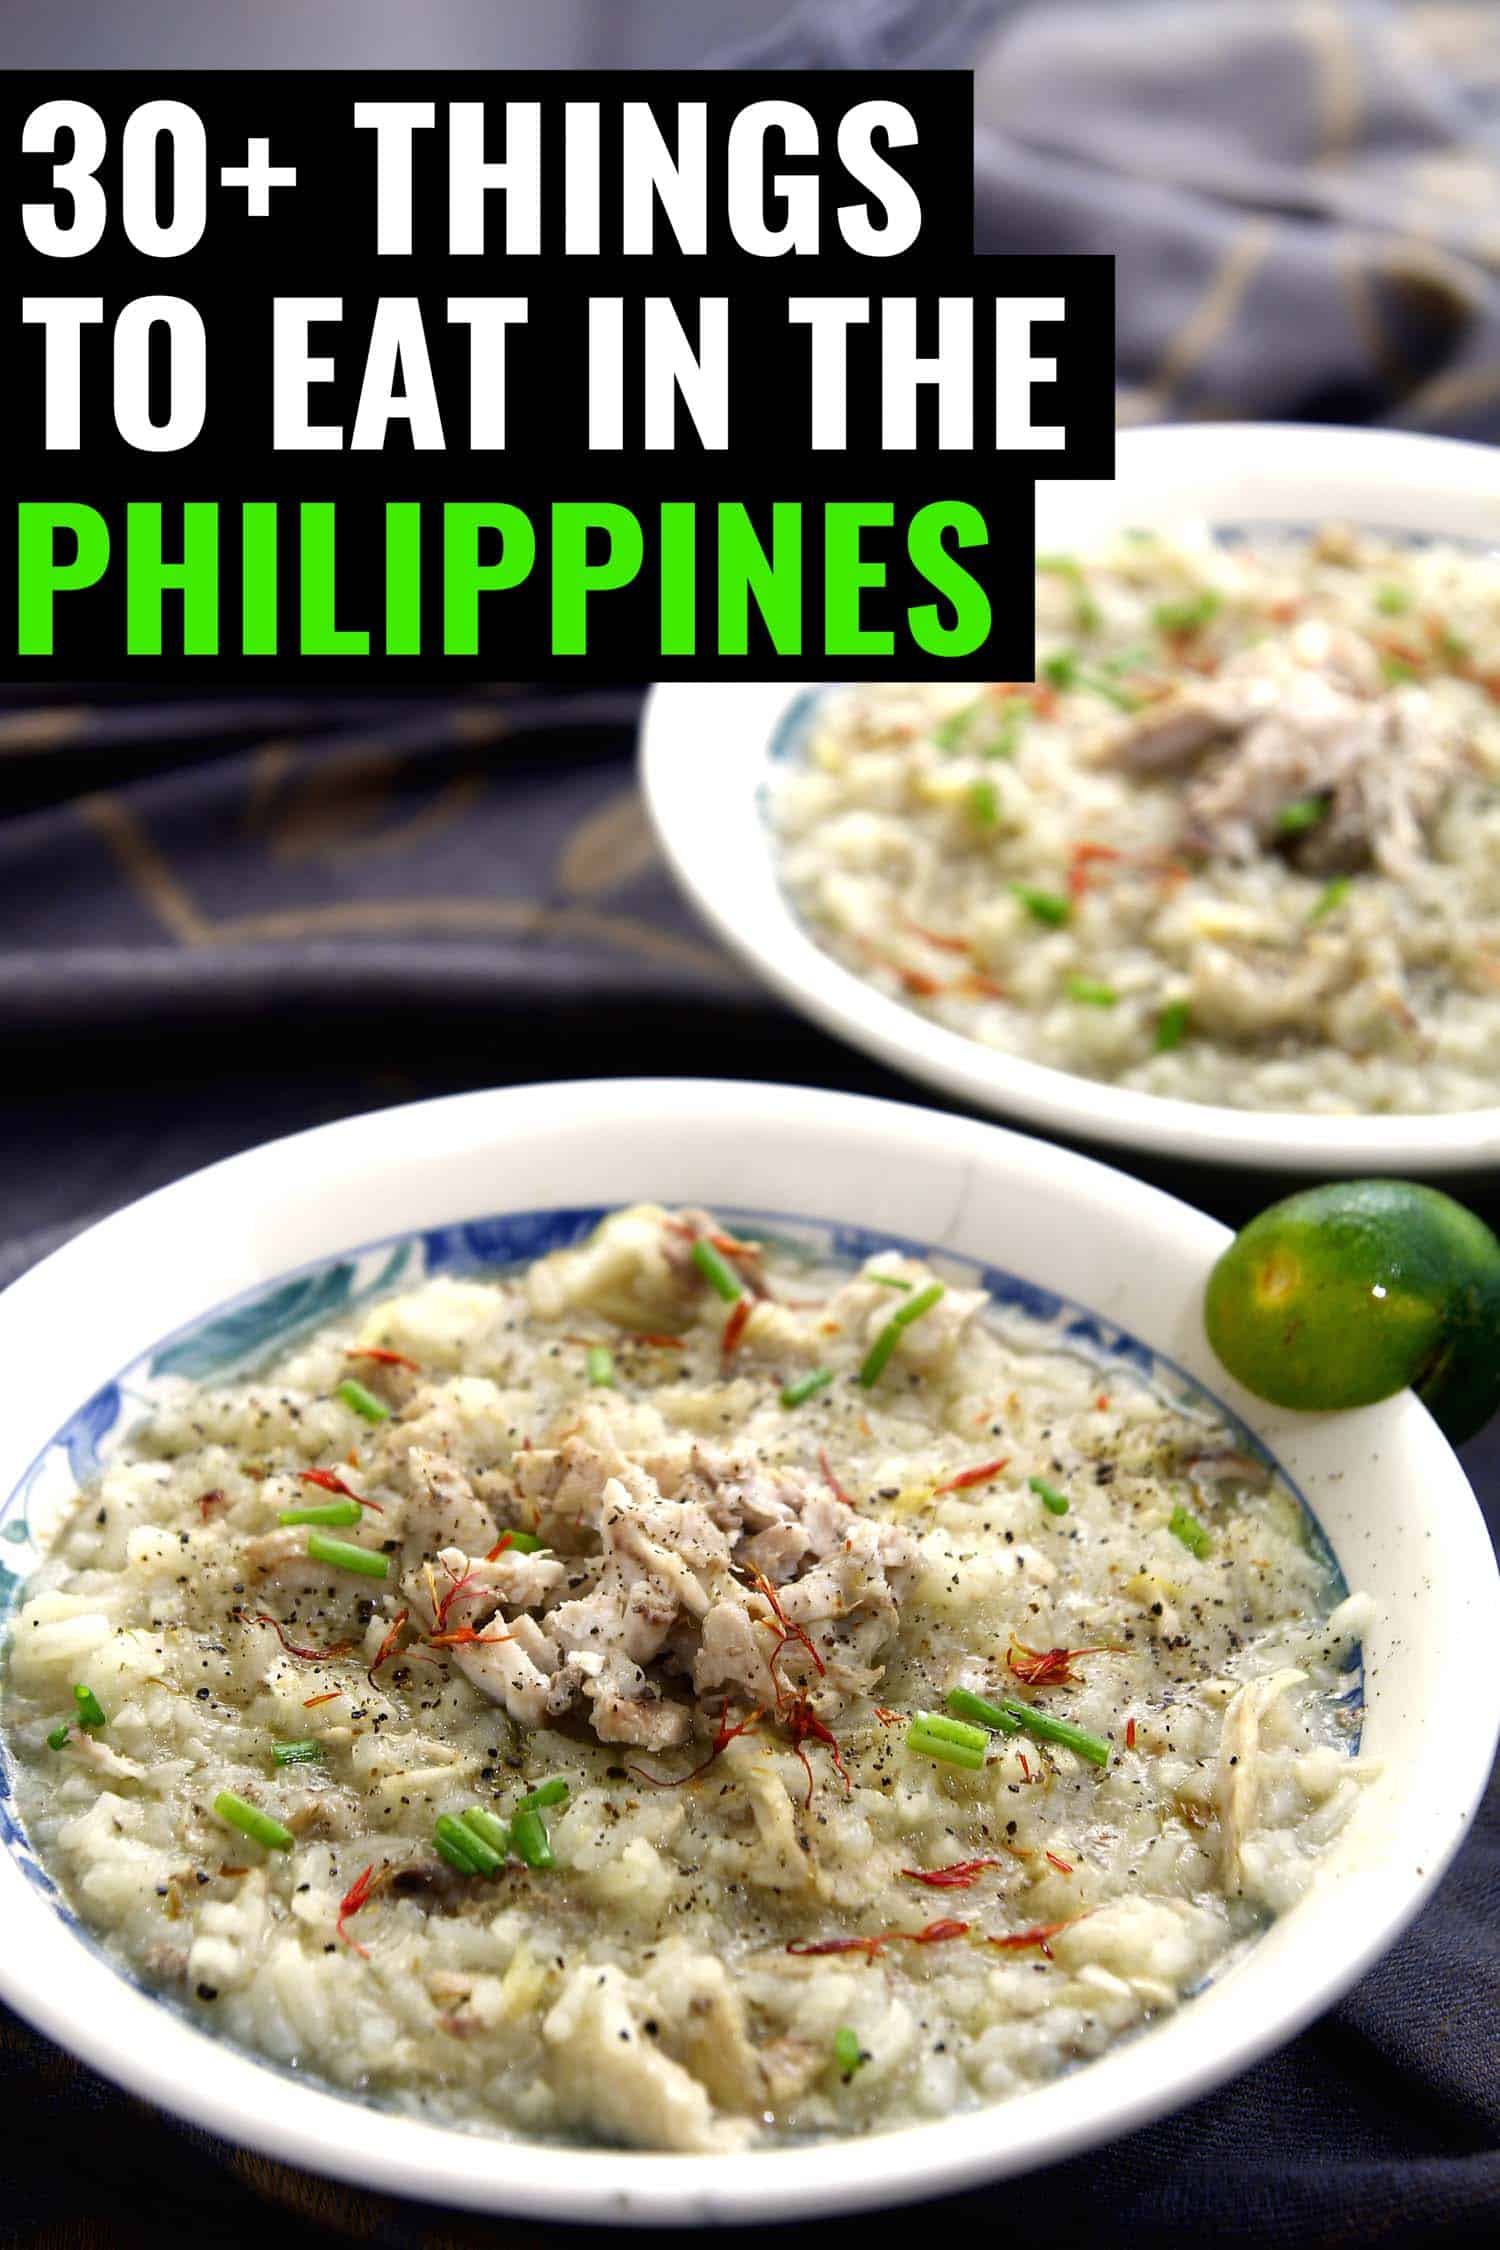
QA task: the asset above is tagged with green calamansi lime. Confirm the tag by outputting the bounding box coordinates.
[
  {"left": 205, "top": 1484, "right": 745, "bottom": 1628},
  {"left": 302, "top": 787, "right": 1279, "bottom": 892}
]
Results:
[{"left": 1204, "top": 1180, "right": 1500, "bottom": 1444}]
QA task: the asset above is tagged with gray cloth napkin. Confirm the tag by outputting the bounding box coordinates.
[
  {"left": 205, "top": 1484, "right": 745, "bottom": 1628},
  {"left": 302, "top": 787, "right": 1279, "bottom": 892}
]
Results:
[{"left": 739, "top": 0, "right": 1500, "bottom": 437}]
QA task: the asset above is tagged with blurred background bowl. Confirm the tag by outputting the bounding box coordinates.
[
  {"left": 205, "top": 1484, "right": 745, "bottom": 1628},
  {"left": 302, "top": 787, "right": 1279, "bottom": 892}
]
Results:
[{"left": 643, "top": 422, "right": 1500, "bottom": 1176}]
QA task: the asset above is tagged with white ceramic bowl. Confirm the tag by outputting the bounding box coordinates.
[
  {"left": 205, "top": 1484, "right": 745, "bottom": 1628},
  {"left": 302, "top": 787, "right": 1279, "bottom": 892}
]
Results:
[
  {"left": 0, "top": 1078, "right": 1494, "bottom": 2225},
  {"left": 642, "top": 423, "right": 1500, "bottom": 1173}
]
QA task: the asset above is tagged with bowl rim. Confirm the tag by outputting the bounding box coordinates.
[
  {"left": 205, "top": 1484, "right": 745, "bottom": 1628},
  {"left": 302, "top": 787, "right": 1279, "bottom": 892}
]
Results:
[
  {"left": 0, "top": 1075, "right": 1494, "bottom": 2225},
  {"left": 640, "top": 421, "right": 1500, "bottom": 1172}
]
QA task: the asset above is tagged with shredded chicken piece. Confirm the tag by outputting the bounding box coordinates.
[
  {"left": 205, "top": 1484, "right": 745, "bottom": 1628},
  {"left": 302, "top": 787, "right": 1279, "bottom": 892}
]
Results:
[
  {"left": 410, "top": 1429, "right": 915, "bottom": 1751},
  {"left": 565, "top": 1648, "right": 692, "bottom": 1748},
  {"left": 66, "top": 1732, "right": 146, "bottom": 1782},
  {"left": 400, "top": 1449, "right": 497, "bottom": 1557},
  {"left": 597, "top": 1470, "right": 732, "bottom": 1621},
  {"left": 736, "top": 1756, "right": 818, "bottom": 1894},
  {"left": 525, "top": 1203, "right": 698, "bottom": 1333},
  {"left": 543, "top": 1963, "right": 749, "bottom": 2152},
  {"left": 1101, "top": 685, "right": 1239, "bottom": 774},
  {"left": 1187, "top": 937, "right": 1358, "bottom": 1042},
  {"left": 639, "top": 1947, "right": 770, "bottom": 2114},
  {"left": 693, "top": 1599, "right": 781, "bottom": 1707},
  {"left": 406, "top": 1547, "right": 561, "bottom": 1727},
  {"left": 380, "top": 1212, "right": 927, "bottom": 1757},
  {"left": 778, "top": 1513, "right": 917, "bottom": 1628},
  {"left": 1101, "top": 625, "right": 1463, "bottom": 878},
  {"left": 737, "top": 1519, "right": 811, "bottom": 1582},
  {"left": 1216, "top": 1667, "right": 1306, "bottom": 1891},
  {"left": 1185, "top": 1448, "right": 1273, "bottom": 1491}
]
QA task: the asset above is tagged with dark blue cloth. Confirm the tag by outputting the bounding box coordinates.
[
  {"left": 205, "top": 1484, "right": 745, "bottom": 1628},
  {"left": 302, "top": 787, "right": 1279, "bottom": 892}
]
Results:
[{"left": 743, "top": 0, "right": 1500, "bottom": 442}]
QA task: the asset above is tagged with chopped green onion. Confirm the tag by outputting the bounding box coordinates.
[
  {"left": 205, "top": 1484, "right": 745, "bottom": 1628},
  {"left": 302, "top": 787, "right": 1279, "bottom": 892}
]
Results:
[
  {"left": 1065, "top": 975, "right": 1118, "bottom": 1008},
  {"left": 917, "top": 1712, "right": 991, "bottom": 1750},
  {"left": 868, "top": 1273, "right": 913, "bottom": 1291},
  {"left": 858, "top": 1280, "right": 946, "bottom": 1388},
  {"left": 460, "top": 1807, "right": 512, "bottom": 1858},
  {"left": 986, "top": 702, "right": 1028, "bottom": 759},
  {"left": 214, "top": 1790, "right": 294, "bottom": 1852},
  {"left": 1084, "top": 675, "right": 1143, "bottom": 713},
  {"left": 906, "top": 1714, "right": 988, "bottom": 1770},
  {"left": 1002, "top": 1703, "right": 1112, "bottom": 1767},
  {"left": 1010, "top": 882, "right": 1071, "bottom": 928},
  {"left": 1037, "top": 554, "right": 1101, "bottom": 632},
  {"left": 510, "top": 1807, "right": 555, "bottom": 1868},
  {"left": 433, "top": 1814, "right": 487, "bottom": 1876},
  {"left": 46, "top": 1723, "right": 70, "bottom": 1751},
  {"left": 1155, "top": 997, "right": 1192, "bottom": 1052},
  {"left": 443, "top": 1812, "right": 503, "bottom": 1875},
  {"left": 73, "top": 1684, "right": 107, "bottom": 1730},
  {"left": 1028, "top": 1475, "right": 1070, "bottom": 1516},
  {"left": 1375, "top": 584, "right": 1411, "bottom": 615},
  {"left": 1046, "top": 653, "right": 1141, "bottom": 711},
  {"left": 516, "top": 1777, "right": 570, "bottom": 1813},
  {"left": 1381, "top": 653, "right": 1420, "bottom": 684},
  {"left": 1438, "top": 625, "right": 1469, "bottom": 663},
  {"left": 306, "top": 1530, "right": 389, "bottom": 1579},
  {"left": 966, "top": 777, "right": 1000, "bottom": 829},
  {"left": 781, "top": 1367, "right": 834, "bottom": 1409},
  {"left": 279, "top": 1499, "right": 362, "bottom": 1528},
  {"left": 272, "top": 1739, "right": 324, "bottom": 1769},
  {"left": 944, "top": 1687, "right": 1022, "bottom": 1737},
  {"left": 1168, "top": 1503, "right": 1213, "bottom": 1559},
  {"left": 1308, "top": 876, "right": 1352, "bottom": 923},
  {"left": 1278, "top": 797, "right": 1328, "bottom": 837},
  {"left": 497, "top": 1528, "right": 546, "bottom": 1555},
  {"left": 1152, "top": 590, "right": 1223, "bottom": 636},
  {"left": 933, "top": 699, "right": 984, "bottom": 751},
  {"left": 335, "top": 1377, "right": 389, "bottom": 1423},
  {"left": 946, "top": 1686, "right": 1110, "bottom": 1767},
  {"left": 833, "top": 2024, "right": 868, "bottom": 2081},
  {"left": 585, "top": 1345, "right": 616, "bottom": 1387},
  {"left": 691, "top": 1238, "right": 743, "bottom": 1303}
]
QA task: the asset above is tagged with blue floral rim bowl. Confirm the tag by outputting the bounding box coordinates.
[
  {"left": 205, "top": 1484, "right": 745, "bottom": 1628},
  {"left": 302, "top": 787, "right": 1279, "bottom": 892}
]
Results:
[{"left": 0, "top": 1079, "right": 1492, "bottom": 2225}]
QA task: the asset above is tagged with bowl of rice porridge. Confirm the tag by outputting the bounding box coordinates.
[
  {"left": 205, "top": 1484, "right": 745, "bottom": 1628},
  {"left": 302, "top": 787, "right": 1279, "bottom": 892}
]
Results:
[
  {"left": 643, "top": 424, "right": 1500, "bottom": 1172},
  {"left": 0, "top": 1079, "right": 1493, "bottom": 2222}
]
